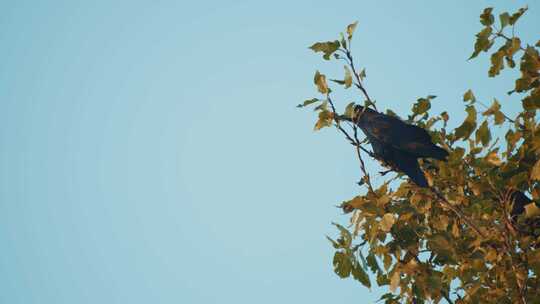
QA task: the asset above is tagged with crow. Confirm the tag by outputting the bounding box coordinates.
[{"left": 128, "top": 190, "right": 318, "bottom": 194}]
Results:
[
  {"left": 503, "top": 191, "right": 540, "bottom": 238},
  {"left": 509, "top": 191, "right": 532, "bottom": 220},
  {"left": 341, "top": 105, "right": 448, "bottom": 187}
]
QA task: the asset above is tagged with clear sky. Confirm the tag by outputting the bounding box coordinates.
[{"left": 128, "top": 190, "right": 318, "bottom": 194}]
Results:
[{"left": 0, "top": 1, "right": 538, "bottom": 303}]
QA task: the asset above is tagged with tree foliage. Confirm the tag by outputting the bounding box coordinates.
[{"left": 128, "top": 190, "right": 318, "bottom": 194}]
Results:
[{"left": 300, "top": 6, "right": 540, "bottom": 304}]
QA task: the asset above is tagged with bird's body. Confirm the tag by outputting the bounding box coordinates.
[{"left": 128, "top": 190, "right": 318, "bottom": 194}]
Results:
[
  {"left": 344, "top": 106, "right": 448, "bottom": 187},
  {"left": 504, "top": 191, "right": 540, "bottom": 238},
  {"left": 510, "top": 191, "right": 531, "bottom": 219}
]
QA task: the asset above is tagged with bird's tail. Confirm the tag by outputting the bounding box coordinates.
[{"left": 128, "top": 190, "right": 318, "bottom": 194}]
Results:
[
  {"left": 392, "top": 153, "right": 429, "bottom": 188},
  {"left": 402, "top": 164, "right": 429, "bottom": 188}
]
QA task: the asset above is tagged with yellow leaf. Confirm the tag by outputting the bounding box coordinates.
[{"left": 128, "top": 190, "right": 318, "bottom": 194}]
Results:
[
  {"left": 451, "top": 222, "right": 460, "bottom": 238},
  {"left": 531, "top": 159, "right": 540, "bottom": 180},
  {"left": 390, "top": 270, "right": 400, "bottom": 292},
  {"left": 383, "top": 254, "right": 392, "bottom": 271},
  {"left": 313, "top": 71, "right": 328, "bottom": 94},
  {"left": 377, "top": 195, "right": 391, "bottom": 207},
  {"left": 410, "top": 193, "right": 423, "bottom": 205},
  {"left": 433, "top": 215, "right": 449, "bottom": 231},
  {"left": 313, "top": 110, "right": 334, "bottom": 131},
  {"left": 485, "top": 151, "right": 502, "bottom": 166},
  {"left": 485, "top": 248, "right": 498, "bottom": 262},
  {"left": 524, "top": 203, "right": 540, "bottom": 218},
  {"left": 344, "top": 66, "right": 352, "bottom": 89},
  {"left": 380, "top": 213, "right": 396, "bottom": 232},
  {"left": 347, "top": 196, "right": 365, "bottom": 209},
  {"left": 463, "top": 89, "right": 476, "bottom": 102},
  {"left": 402, "top": 259, "right": 418, "bottom": 274},
  {"left": 346, "top": 21, "right": 358, "bottom": 40},
  {"left": 425, "top": 171, "right": 433, "bottom": 187},
  {"left": 469, "top": 181, "right": 482, "bottom": 196}
]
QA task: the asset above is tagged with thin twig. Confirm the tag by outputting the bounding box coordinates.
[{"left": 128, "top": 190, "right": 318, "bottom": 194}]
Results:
[
  {"left": 352, "top": 123, "right": 375, "bottom": 194},
  {"left": 442, "top": 291, "right": 454, "bottom": 304},
  {"left": 493, "top": 32, "right": 526, "bottom": 52},
  {"left": 327, "top": 96, "right": 373, "bottom": 157},
  {"left": 477, "top": 100, "right": 516, "bottom": 124},
  {"left": 344, "top": 49, "right": 377, "bottom": 111},
  {"left": 429, "top": 186, "right": 487, "bottom": 239},
  {"left": 327, "top": 94, "right": 377, "bottom": 193},
  {"left": 335, "top": 50, "right": 486, "bottom": 238},
  {"left": 498, "top": 190, "right": 528, "bottom": 304}
]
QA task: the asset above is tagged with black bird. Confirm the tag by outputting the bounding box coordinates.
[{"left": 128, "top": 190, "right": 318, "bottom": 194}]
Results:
[
  {"left": 503, "top": 191, "right": 540, "bottom": 237},
  {"left": 342, "top": 106, "right": 449, "bottom": 187},
  {"left": 510, "top": 191, "right": 532, "bottom": 220}
]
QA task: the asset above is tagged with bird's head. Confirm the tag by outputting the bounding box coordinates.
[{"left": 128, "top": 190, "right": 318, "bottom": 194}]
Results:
[{"left": 338, "top": 105, "right": 371, "bottom": 122}]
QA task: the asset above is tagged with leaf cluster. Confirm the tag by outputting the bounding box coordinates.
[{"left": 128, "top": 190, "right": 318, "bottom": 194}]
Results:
[{"left": 300, "top": 8, "right": 540, "bottom": 304}]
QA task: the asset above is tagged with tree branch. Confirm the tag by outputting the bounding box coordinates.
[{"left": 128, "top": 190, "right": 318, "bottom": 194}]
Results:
[
  {"left": 327, "top": 94, "right": 377, "bottom": 194},
  {"left": 429, "top": 186, "right": 487, "bottom": 239},
  {"left": 344, "top": 49, "right": 377, "bottom": 111}
]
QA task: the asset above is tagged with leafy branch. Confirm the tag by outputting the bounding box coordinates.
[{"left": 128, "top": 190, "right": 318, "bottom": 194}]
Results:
[{"left": 300, "top": 6, "right": 540, "bottom": 302}]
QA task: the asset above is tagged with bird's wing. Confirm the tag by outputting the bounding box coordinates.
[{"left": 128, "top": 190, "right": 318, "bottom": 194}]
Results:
[
  {"left": 391, "top": 149, "right": 429, "bottom": 187},
  {"left": 360, "top": 112, "right": 447, "bottom": 160},
  {"left": 368, "top": 139, "right": 428, "bottom": 188}
]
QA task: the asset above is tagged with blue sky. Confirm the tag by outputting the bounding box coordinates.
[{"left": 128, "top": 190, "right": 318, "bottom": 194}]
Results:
[{"left": 0, "top": 1, "right": 538, "bottom": 303}]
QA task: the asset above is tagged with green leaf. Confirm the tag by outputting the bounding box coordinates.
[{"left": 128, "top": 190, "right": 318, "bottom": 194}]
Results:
[
  {"left": 309, "top": 41, "right": 341, "bottom": 60},
  {"left": 426, "top": 272, "right": 443, "bottom": 291},
  {"left": 339, "top": 33, "right": 347, "bottom": 49},
  {"left": 314, "top": 70, "right": 329, "bottom": 94},
  {"left": 358, "top": 68, "right": 366, "bottom": 81},
  {"left": 346, "top": 21, "right": 358, "bottom": 41},
  {"left": 357, "top": 250, "right": 368, "bottom": 270},
  {"left": 463, "top": 89, "right": 476, "bottom": 103},
  {"left": 326, "top": 236, "right": 340, "bottom": 249},
  {"left": 314, "top": 100, "right": 328, "bottom": 111},
  {"left": 441, "top": 111, "right": 449, "bottom": 122},
  {"left": 536, "top": 40, "right": 540, "bottom": 48},
  {"left": 333, "top": 252, "right": 352, "bottom": 278},
  {"left": 331, "top": 66, "right": 353, "bottom": 89},
  {"left": 522, "top": 89, "right": 540, "bottom": 111},
  {"left": 499, "top": 12, "right": 510, "bottom": 28},
  {"left": 412, "top": 97, "right": 432, "bottom": 116},
  {"left": 509, "top": 171, "right": 528, "bottom": 188},
  {"left": 352, "top": 263, "right": 371, "bottom": 288},
  {"left": 469, "top": 27, "right": 493, "bottom": 59},
  {"left": 506, "top": 56, "right": 516, "bottom": 68},
  {"left": 454, "top": 106, "right": 477, "bottom": 140},
  {"left": 509, "top": 6, "right": 527, "bottom": 25},
  {"left": 482, "top": 99, "right": 505, "bottom": 125},
  {"left": 480, "top": 7, "right": 494, "bottom": 26},
  {"left": 505, "top": 129, "right": 521, "bottom": 153},
  {"left": 330, "top": 79, "right": 345, "bottom": 85},
  {"left": 475, "top": 120, "right": 491, "bottom": 147},
  {"left": 489, "top": 50, "right": 504, "bottom": 77},
  {"left": 333, "top": 222, "right": 352, "bottom": 247},
  {"left": 508, "top": 38, "right": 521, "bottom": 56},
  {"left": 367, "top": 253, "right": 382, "bottom": 274},
  {"left": 297, "top": 98, "right": 319, "bottom": 108}
]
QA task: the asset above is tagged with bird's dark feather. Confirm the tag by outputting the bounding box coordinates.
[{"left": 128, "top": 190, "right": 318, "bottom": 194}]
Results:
[{"left": 343, "top": 106, "right": 448, "bottom": 187}]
